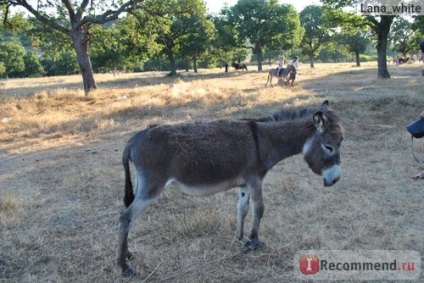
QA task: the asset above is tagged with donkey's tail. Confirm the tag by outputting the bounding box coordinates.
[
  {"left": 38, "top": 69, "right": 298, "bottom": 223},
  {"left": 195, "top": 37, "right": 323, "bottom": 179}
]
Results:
[{"left": 122, "top": 145, "right": 134, "bottom": 208}]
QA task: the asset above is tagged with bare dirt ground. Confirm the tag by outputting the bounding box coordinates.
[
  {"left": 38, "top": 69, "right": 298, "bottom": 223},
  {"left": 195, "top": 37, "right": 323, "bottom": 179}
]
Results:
[{"left": 1, "top": 62, "right": 423, "bottom": 282}]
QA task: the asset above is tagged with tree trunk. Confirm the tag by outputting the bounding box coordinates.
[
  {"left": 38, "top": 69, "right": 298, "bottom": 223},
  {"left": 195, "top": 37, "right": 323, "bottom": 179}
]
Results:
[
  {"left": 193, "top": 53, "right": 198, "bottom": 73},
  {"left": 255, "top": 44, "right": 263, "bottom": 71},
  {"left": 376, "top": 16, "right": 394, "bottom": 79},
  {"left": 355, "top": 51, "right": 360, "bottom": 67},
  {"left": 309, "top": 55, "right": 314, "bottom": 68},
  {"left": 71, "top": 30, "right": 97, "bottom": 95},
  {"left": 168, "top": 52, "right": 177, "bottom": 76}
]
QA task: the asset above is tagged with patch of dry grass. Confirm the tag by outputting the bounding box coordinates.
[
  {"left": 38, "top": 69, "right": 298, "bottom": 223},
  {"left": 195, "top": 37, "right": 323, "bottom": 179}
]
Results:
[{"left": 1, "top": 62, "right": 424, "bottom": 282}]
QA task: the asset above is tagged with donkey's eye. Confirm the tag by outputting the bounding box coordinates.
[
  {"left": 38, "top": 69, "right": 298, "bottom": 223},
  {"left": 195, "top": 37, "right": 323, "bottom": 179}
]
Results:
[{"left": 323, "top": 144, "right": 334, "bottom": 153}]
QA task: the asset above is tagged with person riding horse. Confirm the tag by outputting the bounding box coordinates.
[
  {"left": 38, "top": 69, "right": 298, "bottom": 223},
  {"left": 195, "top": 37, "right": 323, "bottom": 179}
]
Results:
[{"left": 276, "top": 56, "right": 285, "bottom": 77}]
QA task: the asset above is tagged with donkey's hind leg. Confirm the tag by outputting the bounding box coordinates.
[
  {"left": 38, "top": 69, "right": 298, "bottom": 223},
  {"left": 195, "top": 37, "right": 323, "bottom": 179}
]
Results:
[
  {"left": 236, "top": 186, "right": 250, "bottom": 245},
  {"left": 117, "top": 174, "right": 166, "bottom": 277},
  {"left": 117, "top": 196, "right": 156, "bottom": 277},
  {"left": 244, "top": 177, "right": 264, "bottom": 252}
]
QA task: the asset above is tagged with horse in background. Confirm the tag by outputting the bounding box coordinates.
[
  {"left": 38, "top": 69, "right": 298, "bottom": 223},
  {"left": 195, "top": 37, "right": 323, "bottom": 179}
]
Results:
[
  {"left": 265, "top": 64, "right": 296, "bottom": 88},
  {"left": 232, "top": 62, "right": 248, "bottom": 71},
  {"left": 398, "top": 57, "right": 410, "bottom": 64}
]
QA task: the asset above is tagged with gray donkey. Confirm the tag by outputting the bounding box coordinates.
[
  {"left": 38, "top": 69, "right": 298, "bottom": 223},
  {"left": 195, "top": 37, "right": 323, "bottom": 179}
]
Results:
[{"left": 117, "top": 100, "right": 343, "bottom": 276}]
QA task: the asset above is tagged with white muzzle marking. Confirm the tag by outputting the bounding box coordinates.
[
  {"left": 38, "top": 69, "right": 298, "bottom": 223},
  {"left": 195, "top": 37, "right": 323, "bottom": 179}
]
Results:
[{"left": 322, "top": 164, "right": 341, "bottom": 186}]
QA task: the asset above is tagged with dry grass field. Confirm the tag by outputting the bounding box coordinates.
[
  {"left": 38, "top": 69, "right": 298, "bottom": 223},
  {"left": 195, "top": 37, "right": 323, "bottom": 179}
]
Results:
[{"left": 1, "top": 62, "right": 423, "bottom": 282}]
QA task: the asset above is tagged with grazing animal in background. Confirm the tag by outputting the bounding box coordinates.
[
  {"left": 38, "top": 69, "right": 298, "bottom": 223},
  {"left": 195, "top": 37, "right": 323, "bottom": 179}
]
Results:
[
  {"left": 117, "top": 101, "right": 344, "bottom": 277},
  {"left": 232, "top": 62, "right": 248, "bottom": 71},
  {"left": 398, "top": 57, "right": 410, "bottom": 64},
  {"left": 265, "top": 64, "right": 296, "bottom": 88}
]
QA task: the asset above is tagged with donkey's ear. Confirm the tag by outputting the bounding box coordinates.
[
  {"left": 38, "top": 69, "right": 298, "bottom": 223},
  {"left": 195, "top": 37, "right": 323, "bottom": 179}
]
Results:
[
  {"left": 321, "top": 100, "right": 330, "bottom": 109},
  {"left": 313, "top": 111, "right": 326, "bottom": 131}
]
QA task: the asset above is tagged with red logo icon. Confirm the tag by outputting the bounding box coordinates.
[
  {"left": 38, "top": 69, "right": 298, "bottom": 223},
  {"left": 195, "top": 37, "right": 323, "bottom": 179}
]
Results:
[{"left": 300, "top": 255, "right": 319, "bottom": 274}]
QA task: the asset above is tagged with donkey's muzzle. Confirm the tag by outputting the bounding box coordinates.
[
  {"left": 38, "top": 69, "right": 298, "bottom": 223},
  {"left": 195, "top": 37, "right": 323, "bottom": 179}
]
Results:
[
  {"left": 322, "top": 165, "right": 341, "bottom": 187},
  {"left": 324, "top": 176, "right": 340, "bottom": 187}
]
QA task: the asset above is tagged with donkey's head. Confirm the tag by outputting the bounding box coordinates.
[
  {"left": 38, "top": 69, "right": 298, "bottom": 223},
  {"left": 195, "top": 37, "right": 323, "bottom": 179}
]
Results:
[{"left": 302, "top": 101, "right": 343, "bottom": 187}]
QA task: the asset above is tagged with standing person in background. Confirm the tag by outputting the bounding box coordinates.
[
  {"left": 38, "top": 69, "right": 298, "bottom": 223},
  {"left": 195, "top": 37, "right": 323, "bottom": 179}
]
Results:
[
  {"left": 286, "top": 55, "right": 299, "bottom": 86},
  {"left": 224, "top": 62, "right": 229, "bottom": 73}
]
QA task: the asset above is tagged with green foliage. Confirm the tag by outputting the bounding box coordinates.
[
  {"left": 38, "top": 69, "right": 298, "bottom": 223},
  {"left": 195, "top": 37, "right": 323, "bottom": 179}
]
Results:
[
  {"left": 179, "top": 14, "right": 215, "bottom": 72},
  {"left": 359, "top": 54, "right": 378, "bottom": 62},
  {"left": 22, "top": 52, "right": 44, "bottom": 77},
  {"left": 26, "top": 18, "right": 72, "bottom": 55},
  {"left": 210, "top": 13, "right": 239, "bottom": 63},
  {"left": 0, "top": 42, "right": 26, "bottom": 77},
  {"left": 0, "top": 62, "right": 5, "bottom": 76},
  {"left": 224, "top": 0, "right": 302, "bottom": 70},
  {"left": 322, "top": 0, "right": 394, "bottom": 78},
  {"left": 300, "top": 5, "right": 329, "bottom": 66},
  {"left": 90, "top": 21, "right": 138, "bottom": 73},
  {"left": 316, "top": 41, "right": 350, "bottom": 62},
  {"left": 412, "top": 16, "right": 424, "bottom": 34},
  {"left": 143, "top": 57, "right": 170, "bottom": 71},
  {"left": 389, "top": 18, "right": 418, "bottom": 56},
  {"left": 262, "top": 49, "right": 281, "bottom": 65},
  {"left": 3, "top": 0, "right": 146, "bottom": 93},
  {"left": 346, "top": 34, "right": 368, "bottom": 54},
  {"left": 41, "top": 50, "right": 79, "bottom": 76},
  {"left": 130, "top": 0, "right": 212, "bottom": 75}
]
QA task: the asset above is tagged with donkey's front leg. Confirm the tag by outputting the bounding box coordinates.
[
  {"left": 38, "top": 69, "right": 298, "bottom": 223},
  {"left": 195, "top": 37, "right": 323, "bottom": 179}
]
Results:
[
  {"left": 245, "top": 177, "right": 264, "bottom": 251},
  {"left": 236, "top": 186, "right": 250, "bottom": 245}
]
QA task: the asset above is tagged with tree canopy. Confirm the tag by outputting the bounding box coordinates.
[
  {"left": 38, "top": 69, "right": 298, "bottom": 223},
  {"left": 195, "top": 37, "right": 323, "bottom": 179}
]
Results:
[
  {"left": 300, "top": 5, "right": 329, "bottom": 68},
  {"left": 223, "top": 0, "right": 303, "bottom": 71},
  {"left": 322, "top": 0, "right": 395, "bottom": 78},
  {"left": 2, "top": 0, "right": 145, "bottom": 94}
]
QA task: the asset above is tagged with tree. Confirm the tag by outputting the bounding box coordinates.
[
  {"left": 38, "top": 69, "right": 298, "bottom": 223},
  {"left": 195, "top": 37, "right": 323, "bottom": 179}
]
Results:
[
  {"left": 89, "top": 20, "right": 137, "bottom": 74},
  {"left": 342, "top": 32, "right": 369, "bottom": 66},
  {"left": 300, "top": 5, "right": 328, "bottom": 68},
  {"left": 390, "top": 18, "right": 417, "bottom": 56},
  {"left": 0, "top": 42, "right": 26, "bottom": 77},
  {"left": 22, "top": 51, "right": 44, "bottom": 77},
  {"left": 130, "top": 0, "right": 211, "bottom": 76},
  {"left": 224, "top": 0, "right": 302, "bottom": 71},
  {"left": 2, "top": 0, "right": 145, "bottom": 94},
  {"left": 263, "top": 49, "right": 280, "bottom": 65},
  {"left": 179, "top": 14, "right": 215, "bottom": 73},
  {"left": 323, "top": 0, "right": 394, "bottom": 78},
  {"left": 317, "top": 40, "right": 350, "bottom": 62}
]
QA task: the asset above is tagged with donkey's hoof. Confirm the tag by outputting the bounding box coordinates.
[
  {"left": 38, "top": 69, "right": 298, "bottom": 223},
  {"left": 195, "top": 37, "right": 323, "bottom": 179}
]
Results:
[
  {"left": 122, "top": 265, "right": 136, "bottom": 277},
  {"left": 243, "top": 239, "right": 262, "bottom": 253}
]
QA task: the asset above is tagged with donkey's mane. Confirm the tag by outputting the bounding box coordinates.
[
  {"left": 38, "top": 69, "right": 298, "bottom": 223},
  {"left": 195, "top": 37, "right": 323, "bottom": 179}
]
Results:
[
  {"left": 254, "top": 106, "right": 318, "bottom": 122},
  {"left": 253, "top": 104, "right": 341, "bottom": 125}
]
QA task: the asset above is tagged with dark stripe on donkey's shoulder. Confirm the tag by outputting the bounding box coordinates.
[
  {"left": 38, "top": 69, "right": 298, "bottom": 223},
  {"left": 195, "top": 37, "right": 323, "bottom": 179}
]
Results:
[{"left": 248, "top": 120, "right": 261, "bottom": 164}]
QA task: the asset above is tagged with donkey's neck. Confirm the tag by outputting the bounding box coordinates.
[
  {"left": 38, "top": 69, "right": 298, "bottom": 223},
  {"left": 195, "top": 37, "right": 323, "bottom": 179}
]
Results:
[{"left": 257, "top": 119, "right": 316, "bottom": 169}]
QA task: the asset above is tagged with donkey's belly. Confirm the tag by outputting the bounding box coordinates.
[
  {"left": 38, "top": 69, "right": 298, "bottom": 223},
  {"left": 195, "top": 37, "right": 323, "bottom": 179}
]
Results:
[{"left": 169, "top": 177, "right": 245, "bottom": 197}]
